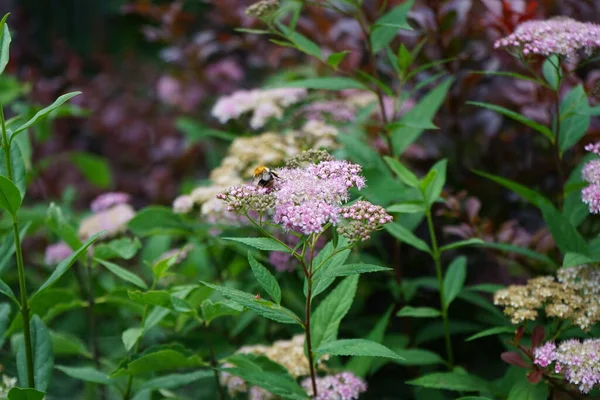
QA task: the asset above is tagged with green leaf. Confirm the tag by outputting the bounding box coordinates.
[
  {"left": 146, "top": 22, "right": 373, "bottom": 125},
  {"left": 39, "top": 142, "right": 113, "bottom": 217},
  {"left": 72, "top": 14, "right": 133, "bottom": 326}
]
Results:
[
  {"left": 440, "top": 238, "right": 483, "bottom": 253},
  {"left": 94, "top": 237, "right": 141, "bottom": 260},
  {"left": 128, "top": 206, "right": 192, "bottom": 237},
  {"left": 0, "top": 141, "right": 26, "bottom": 196},
  {"left": 477, "top": 242, "right": 557, "bottom": 267},
  {"left": 397, "top": 306, "right": 441, "bottom": 318},
  {"left": 466, "top": 326, "right": 514, "bottom": 342},
  {"left": 316, "top": 339, "right": 404, "bottom": 361},
  {"left": 311, "top": 239, "right": 351, "bottom": 298},
  {"left": 110, "top": 345, "right": 204, "bottom": 378},
  {"left": 408, "top": 371, "right": 491, "bottom": 392},
  {"left": 0, "top": 14, "right": 11, "bottom": 76},
  {"left": 139, "top": 370, "right": 213, "bottom": 392},
  {"left": 201, "top": 299, "right": 242, "bottom": 325},
  {"left": 467, "top": 101, "right": 553, "bottom": 141},
  {"left": 222, "top": 355, "right": 309, "bottom": 400},
  {"left": 6, "top": 388, "right": 45, "bottom": 400},
  {"left": 542, "top": 55, "right": 560, "bottom": 90},
  {"left": 274, "top": 77, "right": 367, "bottom": 90},
  {"left": 398, "top": 43, "right": 412, "bottom": 73},
  {"left": 281, "top": 26, "right": 322, "bottom": 60},
  {"left": 224, "top": 237, "right": 290, "bottom": 252},
  {"left": 422, "top": 159, "right": 447, "bottom": 206},
  {"left": 385, "top": 222, "right": 430, "bottom": 253},
  {"left": 0, "top": 222, "right": 29, "bottom": 275},
  {"left": 200, "top": 281, "right": 301, "bottom": 325},
  {"left": 122, "top": 327, "right": 143, "bottom": 352},
  {"left": 387, "top": 203, "right": 425, "bottom": 214},
  {"left": 507, "top": 379, "right": 549, "bottom": 400},
  {"left": 322, "top": 263, "right": 392, "bottom": 278},
  {"left": 312, "top": 275, "right": 358, "bottom": 351},
  {"left": 45, "top": 203, "right": 82, "bottom": 250},
  {"left": 248, "top": 252, "right": 281, "bottom": 304},
  {"left": 393, "top": 348, "right": 445, "bottom": 366},
  {"left": 346, "top": 307, "right": 393, "bottom": 376},
  {"left": 0, "top": 278, "right": 18, "bottom": 305},
  {"left": 383, "top": 156, "right": 419, "bottom": 187},
  {"left": 326, "top": 50, "right": 350, "bottom": 70},
  {"left": 392, "top": 78, "right": 454, "bottom": 155},
  {"left": 176, "top": 117, "right": 236, "bottom": 142},
  {"left": 443, "top": 256, "right": 467, "bottom": 309},
  {"left": 12, "top": 92, "right": 81, "bottom": 140},
  {"left": 51, "top": 331, "right": 91, "bottom": 358},
  {"left": 558, "top": 85, "right": 590, "bottom": 153},
  {"left": 17, "top": 316, "right": 53, "bottom": 391},
  {"left": 30, "top": 233, "right": 102, "bottom": 303},
  {"left": 539, "top": 201, "right": 588, "bottom": 255},
  {"left": 473, "top": 170, "right": 550, "bottom": 207},
  {"left": 370, "top": 0, "right": 414, "bottom": 53},
  {"left": 69, "top": 152, "right": 112, "bottom": 188},
  {"left": 55, "top": 365, "right": 113, "bottom": 385},
  {"left": 96, "top": 259, "right": 148, "bottom": 289},
  {"left": 0, "top": 174, "right": 22, "bottom": 216}
]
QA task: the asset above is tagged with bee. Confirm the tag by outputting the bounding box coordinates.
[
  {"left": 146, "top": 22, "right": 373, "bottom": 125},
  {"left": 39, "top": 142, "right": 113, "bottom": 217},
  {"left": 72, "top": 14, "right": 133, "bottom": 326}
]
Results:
[{"left": 253, "top": 166, "right": 280, "bottom": 188}]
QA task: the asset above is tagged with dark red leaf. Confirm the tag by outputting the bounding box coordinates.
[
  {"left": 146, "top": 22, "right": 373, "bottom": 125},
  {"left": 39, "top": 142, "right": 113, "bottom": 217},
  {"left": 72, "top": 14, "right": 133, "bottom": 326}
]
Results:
[
  {"left": 527, "top": 369, "right": 543, "bottom": 384},
  {"left": 515, "top": 326, "right": 524, "bottom": 344},
  {"left": 532, "top": 326, "right": 545, "bottom": 348},
  {"left": 501, "top": 351, "right": 530, "bottom": 368}
]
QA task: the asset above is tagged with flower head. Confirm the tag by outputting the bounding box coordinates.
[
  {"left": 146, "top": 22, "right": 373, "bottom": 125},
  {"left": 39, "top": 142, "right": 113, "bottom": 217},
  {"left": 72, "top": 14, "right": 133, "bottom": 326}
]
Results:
[
  {"left": 301, "top": 372, "right": 367, "bottom": 400},
  {"left": 245, "top": 0, "right": 279, "bottom": 18},
  {"left": 90, "top": 192, "right": 131, "bottom": 213},
  {"left": 44, "top": 241, "right": 73, "bottom": 265},
  {"left": 494, "top": 17, "right": 600, "bottom": 59},
  {"left": 534, "top": 339, "right": 600, "bottom": 393},
  {"left": 337, "top": 201, "right": 393, "bottom": 243},
  {"left": 78, "top": 203, "right": 136, "bottom": 240}
]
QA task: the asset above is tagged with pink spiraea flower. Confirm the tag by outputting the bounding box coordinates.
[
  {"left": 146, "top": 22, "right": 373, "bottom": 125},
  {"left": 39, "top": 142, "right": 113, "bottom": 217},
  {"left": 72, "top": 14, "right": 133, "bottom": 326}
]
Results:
[
  {"left": 301, "top": 372, "right": 367, "bottom": 400},
  {"left": 582, "top": 143, "right": 600, "bottom": 214},
  {"left": 337, "top": 201, "right": 393, "bottom": 243},
  {"left": 494, "top": 17, "right": 600, "bottom": 59},
  {"left": 534, "top": 339, "right": 600, "bottom": 394},
  {"left": 44, "top": 241, "right": 73, "bottom": 265},
  {"left": 90, "top": 192, "right": 131, "bottom": 213},
  {"left": 218, "top": 153, "right": 391, "bottom": 237}
]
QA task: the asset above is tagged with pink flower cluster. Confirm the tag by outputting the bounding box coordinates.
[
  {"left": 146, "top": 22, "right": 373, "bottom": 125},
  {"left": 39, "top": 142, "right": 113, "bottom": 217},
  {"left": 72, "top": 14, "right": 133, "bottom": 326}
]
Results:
[
  {"left": 534, "top": 339, "right": 600, "bottom": 393},
  {"left": 301, "top": 372, "right": 367, "bottom": 400},
  {"left": 211, "top": 88, "right": 307, "bottom": 129},
  {"left": 218, "top": 154, "right": 392, "bottom": 237},
  {"left": 44, "top": 241, "right": 73, "bottom": 265},
  {"left": 338, "top": 201, "right": 393, "bottom": 242},
  {"left": 582, "top": 143, "right": 600, "bottom": 214},
  {"left": 494, "top": 17, "right": 600, "bottom": 59},
  {"left": 90, "top": 192, "right": 131, "bottom": 213}
]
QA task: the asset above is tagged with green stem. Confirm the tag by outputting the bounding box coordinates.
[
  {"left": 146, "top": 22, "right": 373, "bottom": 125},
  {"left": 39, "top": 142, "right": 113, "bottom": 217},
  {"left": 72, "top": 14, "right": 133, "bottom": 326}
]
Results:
[
  {"left": 552, "top": 88, "right": 565, "bottom": 208},
  {"left": 123, "top": 280, "right": 156, "bottom": 400},
  {"left": 1, "top": 104, "right": 35, "bottom": 388},
  {"left": 200, "top": 318, "right": 226, "bottom": 400},
  {"left": 425, "top": 210, "right": 454, "bottom": 367},
  {"left": 304, "top": 238, "right": 318, "bottom": 398}
]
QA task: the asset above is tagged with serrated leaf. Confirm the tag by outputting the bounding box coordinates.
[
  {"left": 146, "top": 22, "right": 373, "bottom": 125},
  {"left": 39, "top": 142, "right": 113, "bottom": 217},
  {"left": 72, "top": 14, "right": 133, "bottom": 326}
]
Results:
[
  {"left": 311, "top": 275, "right": 358, "bottom": 350},
  {"left": 393, "top": 348, "right": 446, "bottom": 366},
  {"left": 200, "top": 281, "right": 301, "bottom": 325},
  {"left": 440, "top": 238, "right": 483, "bottom": 253},
  {"left": 370, "top": 0, "right": 414, "bottom": 53},
  {"left": 477, "top": 242, "right": 557, "bottom": 267},
  {"left": 96, "top": 259, "right": 147, "bottom": 289},
  {"left": 542, "top": 55, "right": 560, "bottom": 90},
  {"left": 201, "top": 299, "right": 242, "bottom": 325},
  {"left": 559, "top": 85, "right": 590, "bottom": 153},
  {"left": 322, "top": 263, "right": 392, "bottom": 278},
  {"left": 397, "top": 306, "right": 441, "bottom": 318},
  {"left": 224, "top": 237, "right": 290, "bottom": 252},
  {"left": 94, "top": 237, "right": 141, "bottom": 260},
  {"left": 326, "top": 50, "right": 350, "bottom": 70},
  {"left": 110, "top": 345, "right": 204, "bottom": 378},
  {"left": 422, "top": 159, "right": 447, "bottom": 206},
  {"left": 387, "top": 203, "right": 425, "bottom": 214},
  {"left": 443, "top": 256, "right": 466, "bottom": 309},
  {"left": 346, "top": 307, "right": 393, "bottom": 376},
  {"left": 248, "top": 252, "right": 281, "bottom": 304},
  {"left": 316, "top": 339, "right": 404, "bottom": 361}
]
